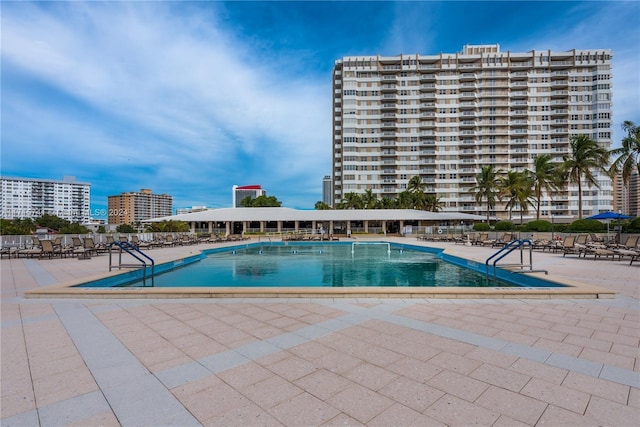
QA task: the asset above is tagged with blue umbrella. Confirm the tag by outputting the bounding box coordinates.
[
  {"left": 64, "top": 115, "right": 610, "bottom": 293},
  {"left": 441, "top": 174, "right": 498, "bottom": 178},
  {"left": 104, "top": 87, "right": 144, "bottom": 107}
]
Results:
[
  {"left": 586, "top": 211, "right": 633, "bottom": 220},
  {"left": 586, "top": 211, "right": 633, "bottom": 242}
]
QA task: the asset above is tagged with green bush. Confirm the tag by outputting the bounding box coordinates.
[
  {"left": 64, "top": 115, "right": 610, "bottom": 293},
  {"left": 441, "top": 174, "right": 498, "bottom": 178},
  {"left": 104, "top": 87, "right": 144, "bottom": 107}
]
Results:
[
  {"left": 524, "top": 220, "right": 552, "bottom": 232},
  {"left": 494, "top": 221, "right": 514, "bottom": 231},
  {"left": 473, "top": 222, "right": 490, "bottom": 231},
  {"left": 565, "top": 219, "right": 605, "bottom": 233},
  {"left": 623, "top": 217, "right": 640, "bottom": 233}
]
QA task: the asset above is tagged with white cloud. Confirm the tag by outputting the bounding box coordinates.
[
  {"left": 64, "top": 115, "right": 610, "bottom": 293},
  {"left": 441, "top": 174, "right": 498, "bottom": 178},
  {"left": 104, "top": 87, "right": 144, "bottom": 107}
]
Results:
[{"left": 1, "top": 2, "right": 331, "bottom": 208}]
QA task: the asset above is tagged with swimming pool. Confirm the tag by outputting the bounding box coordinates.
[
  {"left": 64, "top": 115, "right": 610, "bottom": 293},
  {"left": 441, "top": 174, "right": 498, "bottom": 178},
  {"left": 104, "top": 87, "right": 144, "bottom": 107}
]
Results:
[{"left": 76, "top": 242, "right": 563, "bottom": 289}]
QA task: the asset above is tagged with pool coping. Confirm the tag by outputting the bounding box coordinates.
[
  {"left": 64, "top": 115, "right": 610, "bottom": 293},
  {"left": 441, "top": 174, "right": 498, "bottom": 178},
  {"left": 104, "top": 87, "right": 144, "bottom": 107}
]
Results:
[{"left": 23, "top": 244, "right": 615, "bottom": 299}]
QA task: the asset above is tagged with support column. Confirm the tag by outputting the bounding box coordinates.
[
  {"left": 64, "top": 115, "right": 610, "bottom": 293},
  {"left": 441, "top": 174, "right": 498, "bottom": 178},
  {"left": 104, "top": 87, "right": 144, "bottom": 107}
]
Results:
[
  {"left": 364, "top": 220, "right": 369, "bottom": 234},
  {"left": 260, "top": 221, "right": 265, "bottom": 233},
  {"left": 346, "top": 221, "right": 352, "bottom": 238},
  {"left": 312, "top": 221, "right": 317, "bottom": 233},
  {"left": 226, "top": 222, "right": 231, "bottom": 236},
  {"left": 382, "top": 220, "right": 387, "bottom": 235},
  {"left": 243, "top": 221, "right": 247, "bottom": 235},
  {"left": 400, "top": 220, "right": 404, "bottom": 235},
  {"left": 190, "top": 222, "right": 195, "bottom": 233},
  {"left": 294, "top": 221, "right": 299, "bottom": 232},
  {"left": 208, "top": 222, "right": 212, "bottom": 233},
  {"left": 277, "top": 221, "right": 282, "bottom": 233}
]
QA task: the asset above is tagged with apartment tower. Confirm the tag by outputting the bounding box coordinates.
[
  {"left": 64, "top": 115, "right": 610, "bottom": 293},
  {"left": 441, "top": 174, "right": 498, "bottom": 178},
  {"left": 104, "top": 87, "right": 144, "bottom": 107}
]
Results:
[
  {"left": 107, "top": 189, "right": 172, "bottom": 224},
  {"left": 332, "top": 45, "right": 613, "bottom": 220},
  {"left": 0, "top": 176, "right": 91, "bottom": 222}
]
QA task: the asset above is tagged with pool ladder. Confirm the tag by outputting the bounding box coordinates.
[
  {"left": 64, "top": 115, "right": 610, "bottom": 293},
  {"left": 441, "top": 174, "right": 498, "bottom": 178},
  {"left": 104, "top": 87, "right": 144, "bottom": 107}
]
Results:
[
  {"left": 108, "top": 241, "right": 155, "bottom": 286},
  {"left": 485, "top": 239, "right": 548, "bottom": 280}
]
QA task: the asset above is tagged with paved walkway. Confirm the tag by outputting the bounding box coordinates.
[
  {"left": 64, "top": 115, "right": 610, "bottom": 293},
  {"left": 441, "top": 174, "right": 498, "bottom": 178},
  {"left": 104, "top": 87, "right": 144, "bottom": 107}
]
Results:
[{"left": 1, "top": 239, "right": 638, "bottom": 426}]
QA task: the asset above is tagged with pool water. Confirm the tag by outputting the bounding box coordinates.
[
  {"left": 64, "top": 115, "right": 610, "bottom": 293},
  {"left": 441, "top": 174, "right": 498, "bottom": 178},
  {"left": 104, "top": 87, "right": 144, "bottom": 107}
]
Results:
[{"left": 117, "top": 242, "right": 515, "bottom": 288}]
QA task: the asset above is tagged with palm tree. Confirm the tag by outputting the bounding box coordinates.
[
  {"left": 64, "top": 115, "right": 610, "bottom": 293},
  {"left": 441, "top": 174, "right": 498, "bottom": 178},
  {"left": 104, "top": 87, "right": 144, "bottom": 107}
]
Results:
[
  {"left": 396, "top": 191, "right": 415, "bottom": 209},
  {"left": 362, "top": 188, "right": 380, "bottom": 209},
  {"left": 499, "top": 170, "right": 533, "bottom": 223},
  {"left": 340, "top": 192, "right": 363, "bottom": 209},
  {"left": 407, "top": 175, "right": 426, "bottom": 194},
  {"left": 529, "top": 154, "right": 561, "bottom": 220},
  {"left": 424, "top": 194, "right": 442, "bottom": 212},
  {"left": 609, "top": 120, "right": 640, "bottom": 186},
  {"left": 471, "top": 165, "right": 501, "bottom": 224},
  {"left": 562, "top": 134, "right": 610, "bottom": 219}
]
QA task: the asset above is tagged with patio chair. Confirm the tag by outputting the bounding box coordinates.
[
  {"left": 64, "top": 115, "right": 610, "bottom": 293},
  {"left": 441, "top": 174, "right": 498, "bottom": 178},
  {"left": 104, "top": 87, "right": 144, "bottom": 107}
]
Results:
[
  {"left": 612, "top": 235, "right": 640, "bottom": 260},
  {"left": 491, "top": 233, "right": 513, "bottom": 248},
  {"left": 83, "top": 237, "right": 101, "bottom": 256},
  {"left": 562, "top": 235, "right": 582, "bottom": 257},
  {"left": 39, "top": 239, "right": 68, "bottom": 259}
]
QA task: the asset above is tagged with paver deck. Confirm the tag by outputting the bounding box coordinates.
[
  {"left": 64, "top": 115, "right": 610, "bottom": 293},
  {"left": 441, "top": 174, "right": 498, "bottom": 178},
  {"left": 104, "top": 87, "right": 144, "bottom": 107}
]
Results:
[{"left": 1, "top": 237, "right": 638, "bottom": 426}]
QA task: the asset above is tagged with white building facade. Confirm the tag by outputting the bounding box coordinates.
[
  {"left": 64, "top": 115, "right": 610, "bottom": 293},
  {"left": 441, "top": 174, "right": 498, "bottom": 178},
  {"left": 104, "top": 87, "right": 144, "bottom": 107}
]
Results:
[
  {"left": 0, "top": 176, "right": 91, "bottom": 222},
  {"left": 232, "top": 185, "right": 266, "bottom": 208},
  {"left": 332, "top": 45, "right": 613, "bottom": 221}
]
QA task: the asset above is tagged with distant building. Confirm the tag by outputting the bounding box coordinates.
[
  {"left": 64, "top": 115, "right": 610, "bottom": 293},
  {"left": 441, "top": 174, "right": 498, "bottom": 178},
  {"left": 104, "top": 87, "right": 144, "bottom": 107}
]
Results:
[
  {"left": 232, "top": 185, "right": 266, "bottom": 208},
  {"left": 107, "top": 189, "right": 172, "bottom": 224},
  {"left": 322, "top": 176, "right": 333, "bottom": 207},
  {"left": 613, "top": 170, "right": 639, "bottom": 217},
  {"left": 0, "top": 176, "right": 91, "bottom": 222}
]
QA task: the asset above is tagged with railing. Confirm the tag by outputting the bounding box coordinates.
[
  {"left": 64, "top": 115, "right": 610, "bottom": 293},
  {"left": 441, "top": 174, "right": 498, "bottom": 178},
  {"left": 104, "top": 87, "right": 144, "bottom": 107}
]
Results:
[
  {"left": 485, "top": 239, "right": 547, "bottom": 280},
  {"left": 108, "top": 241, "right": 155, "bottom": 287}
]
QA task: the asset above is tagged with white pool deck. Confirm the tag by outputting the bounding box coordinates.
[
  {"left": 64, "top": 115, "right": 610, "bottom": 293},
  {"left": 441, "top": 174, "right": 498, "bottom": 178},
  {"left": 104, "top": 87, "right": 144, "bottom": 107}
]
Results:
[{"left": 1, "top": 237, "right": 638, "bottom": 426}]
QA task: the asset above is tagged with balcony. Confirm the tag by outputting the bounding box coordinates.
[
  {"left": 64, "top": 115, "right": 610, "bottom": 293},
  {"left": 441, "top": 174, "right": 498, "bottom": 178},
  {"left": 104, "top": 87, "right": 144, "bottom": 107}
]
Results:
[
  {"left": 419, "top": 121, "right": 436, "bottom": 128},
  {"left": 419, "top": 83, "right": 436, "bottom": 91},
  {"left": 459, "top": 72, "right": 477, "bottom": 81},
  {"left": 551, "top": 70, "right": 569, "bottom": 79},
  {"left": 510, "top": 71, "right": 529, "bottom": 80},
  {"left": 511, "top": 90, "right": 528, "bottom": 98},
  {"left": 420, "top": 73, "right": 436, "bottom": 81}
]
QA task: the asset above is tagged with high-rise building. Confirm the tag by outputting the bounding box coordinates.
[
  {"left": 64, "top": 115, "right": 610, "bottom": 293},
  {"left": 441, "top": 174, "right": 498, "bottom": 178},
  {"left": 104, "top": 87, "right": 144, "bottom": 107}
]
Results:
[
  {"left": 332, "top": 45, "right": 613, "bottom": 220},
  {"left": 613, "top": 170, "right": 639, "bottom": 217},
  {"left": 0, "top": 176, "right": 91, "bottom": 222},
  {"left": 322, "top": 175, "right": 333, "bottom": 206},
  {"left": 107, "top": 189, "right": 172, "bottom": 224},
  {"left": 232, "top": 185, "right": 266, "bottom": 207}
]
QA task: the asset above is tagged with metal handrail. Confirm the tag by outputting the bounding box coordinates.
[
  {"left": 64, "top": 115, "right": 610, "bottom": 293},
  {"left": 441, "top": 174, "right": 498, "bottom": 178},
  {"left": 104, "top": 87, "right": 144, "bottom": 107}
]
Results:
[
  {"left": 485, "top": 239, "right": 546, "bottom": 280},
  {"left": 108, "top": 241, "right": 155, "bottom": 286}
]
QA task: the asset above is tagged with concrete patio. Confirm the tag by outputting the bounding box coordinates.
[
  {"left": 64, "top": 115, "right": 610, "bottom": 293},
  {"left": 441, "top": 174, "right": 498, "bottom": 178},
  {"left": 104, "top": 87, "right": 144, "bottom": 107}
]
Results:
[{"left": 1, "top": 238, "right": 638, "bottom": 426}]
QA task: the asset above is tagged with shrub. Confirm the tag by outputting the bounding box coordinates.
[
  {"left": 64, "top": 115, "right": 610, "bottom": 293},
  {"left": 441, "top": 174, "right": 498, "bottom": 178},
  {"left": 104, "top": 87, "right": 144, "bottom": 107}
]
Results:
[
  {"left": 565, "top": 219, "right": 605, "bottom": 233},
  {"left": 473, "top": 222, "right": 490, "bottom": 231},
  {"left": 623, "top": 217, "right": 640, "bottom": 233},
  {"left": 524, "top": 220, "right": 552, "bottom": 232},
  {"left": 494, "top": 221, "right": 513, "bottom": 231}
]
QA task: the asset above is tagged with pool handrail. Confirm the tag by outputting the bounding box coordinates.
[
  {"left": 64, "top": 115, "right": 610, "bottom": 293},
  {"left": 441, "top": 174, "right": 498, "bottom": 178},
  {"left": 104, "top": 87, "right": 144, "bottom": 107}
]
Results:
[{"left": 108, "top": 241, "right": 155, "bottom": 287}]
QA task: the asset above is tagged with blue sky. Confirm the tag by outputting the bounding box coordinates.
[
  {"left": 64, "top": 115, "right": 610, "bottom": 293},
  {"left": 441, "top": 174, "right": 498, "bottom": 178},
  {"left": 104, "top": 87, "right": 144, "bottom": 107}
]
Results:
[{"left": 1, "top": 1, "right": 639, "bottom": 217}]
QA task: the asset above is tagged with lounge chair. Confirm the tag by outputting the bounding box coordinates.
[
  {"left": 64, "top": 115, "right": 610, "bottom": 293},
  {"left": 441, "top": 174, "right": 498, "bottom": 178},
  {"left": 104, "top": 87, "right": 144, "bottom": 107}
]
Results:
[
  {"left": 492, "top": 233, "right": 513, "bottom": 248},
  {"left": 39, "top": 239, "right": 69, "bottom": 259},
  {"left": 582, "top": 242, "right": 617, "bottom": 260},
  {"left": 71, "top": 236, "right": 89, "bottom": 258},
  {"left": 18, "top": 238, "right": 42, "bottom": 258},
  {"left": 83, "top": 237, "right": 102, "bottom": 256},
  {"left": 612, "top": 235, "right": 639, "bottom": 261},
  {"left": 562, "top": 235, "right": 582, "bottom": 257}
]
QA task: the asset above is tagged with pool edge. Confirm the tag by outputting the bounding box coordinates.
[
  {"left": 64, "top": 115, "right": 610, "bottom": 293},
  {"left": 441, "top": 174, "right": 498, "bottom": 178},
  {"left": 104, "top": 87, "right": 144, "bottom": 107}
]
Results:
[{"left": 23, "top": 244, "right": 615, "bottom": 300}]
